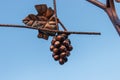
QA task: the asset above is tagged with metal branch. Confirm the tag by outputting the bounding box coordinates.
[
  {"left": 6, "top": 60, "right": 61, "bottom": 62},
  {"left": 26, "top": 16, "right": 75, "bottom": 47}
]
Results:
[
  {"left": 87, "top": 0, "right": 106, "bottom": 10},
  {"left": 0, "top": 24, "right": 101, "bottom": 35},
  {"left": 53, "top": 0, "right": 59, "bottom": 30},
  {"left": 87, "top": 0, "right": 120, "bottom": 36},
  {"left": 0, "top": 24, "right": 37, "bottom": 30},
  {"left": 53, "top": 0, "right": 68, "bottom": 31},
  {"left": 39, "top": 28, "right": 101, "bottom": 35},
  {"left": 58, "top": 19, "right": 67, "bottom": 31}
]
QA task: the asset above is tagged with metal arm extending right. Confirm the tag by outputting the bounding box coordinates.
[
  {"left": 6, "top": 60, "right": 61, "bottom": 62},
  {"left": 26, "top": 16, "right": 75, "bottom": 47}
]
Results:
[{"left": 87, "top": 0, "right": 120, "bottom": 36}]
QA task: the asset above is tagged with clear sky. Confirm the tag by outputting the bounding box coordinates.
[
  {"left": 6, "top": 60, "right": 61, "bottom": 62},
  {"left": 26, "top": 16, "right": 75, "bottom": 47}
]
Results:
[{"left": 0, "top": 0, "right": 120, "bottom": 80}]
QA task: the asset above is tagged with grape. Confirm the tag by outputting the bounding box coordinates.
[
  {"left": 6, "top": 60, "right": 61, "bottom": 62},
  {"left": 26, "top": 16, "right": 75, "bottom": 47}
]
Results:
[
  {"left": 53, "top": 48, "right": 59, "bottom": 54},
  {"left": 53, "top": 55, "right": 60, "bottom": 61},
  {"left": 60, "top": 52, "right": 66, "bottom": 58},
  {"left": 65, "top": 39, "right": 71, "bottom": 44},
  {"left": 50, "top": 33, "right": 73, "bottom": 65},
  {"left": 61, "top": 34, "right": 68, "bottom": 39},
  {"left": 59, "top": 45, "right": 67, "bottom": 52},
  {"left": 56, "top": 35, "right": 64, "bottom": 41},
  {"left": 50, "top": 45, "right": 54, "bottom": 51},
  {"left": 63, "top": 57, "right": 68, "bottom": 63},
  {"left": 66, "top": 51, "right": 70, "bottom": 57},
  {"left": 59, "top": 58, "right": 64, "bottom": 65},
  {"left": 63, "top": 40, "right": 70, "bottom": 47},
  {"left": 67, "top": 45, "right": 73, "bottom": 51},
  {"left": 54, "top": 41, "right": 61, "bottom": 47}
]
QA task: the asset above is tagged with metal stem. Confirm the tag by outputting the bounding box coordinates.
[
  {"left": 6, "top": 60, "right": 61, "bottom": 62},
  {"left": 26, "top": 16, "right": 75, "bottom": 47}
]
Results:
[
  {"left": 0, "top": 24, "right": 101, "bottom": 35},
  {"left": 58, "top": 19, "right": 67, "bottom": 31},
  {"left": 53, "top": 0, "right": 59, "bottom": 30}
]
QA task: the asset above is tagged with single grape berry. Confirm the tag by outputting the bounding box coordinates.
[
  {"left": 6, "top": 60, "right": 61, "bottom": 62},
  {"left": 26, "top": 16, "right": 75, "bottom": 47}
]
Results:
[
  {"left": 66, "top": 51, "right": 70, "bottom": 57},
  {"left": 63, "top": 40, "right": 70, "bottom": 47},
  {"left": 59, "top": 45, "right": 67, "bottom": 52},
  {"left": 65, "top": 39, "right": 71, "bottom": 44},
  {"left": 56, "top": 35, "right": 64, "bottom": 41},
  {"left": 53, "top": 55, "right": 60, "bottom": 61},
  {"left": 54, "top": 41, "right": 61, "bottom": 47},
  {"left": 59, "top": 58, "right": 64, "bottom": 65},
  {"left": 61, "top": 34, "right": 68, "bottom": 39},
  {"left": 67, "top": 45, "right": 73, "bottom": 51},
  {"left": 50, "top": 45, "right": 54, "bottom": 51},
  {"left": 63, "top": 57, "right": 68, "bottom": 63},
  {"left": 60, "top": 52, "right": 66, "bottom": 58},
  {"left": 53, "top": 48, "right": 59, "bottom": 54}
]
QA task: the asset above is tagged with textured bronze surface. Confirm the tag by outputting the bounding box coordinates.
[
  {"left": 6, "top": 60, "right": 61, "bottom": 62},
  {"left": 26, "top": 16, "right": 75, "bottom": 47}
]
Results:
[
  {"left": 23, "top": 4, "right": 57, "bottom": 40},
  {"left": 87, "top": 0, "right": 120, "bottom": 36}
]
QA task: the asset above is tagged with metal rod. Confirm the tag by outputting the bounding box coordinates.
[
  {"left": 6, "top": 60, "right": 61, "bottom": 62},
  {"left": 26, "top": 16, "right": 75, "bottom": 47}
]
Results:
[
  {"left": 0, "top": 24, "right": 37, "bottom": 29},
  {"left": 53, "top": 0, "right": 59, "bottom": 30},
  {"left": 53, "top": 0, "right": 68, "bottom": 31},
  {"left": 87, "top": 0, "right": 106, "bottom": 10},
  {"left": 0, "top": 24, "right": 101, "bottom": 35},
  {"left": 58, "top": 19, "right": 67, "bottom": 31},
  {"left": 39, "top": 28, "right": 101, "bottom": 35}
]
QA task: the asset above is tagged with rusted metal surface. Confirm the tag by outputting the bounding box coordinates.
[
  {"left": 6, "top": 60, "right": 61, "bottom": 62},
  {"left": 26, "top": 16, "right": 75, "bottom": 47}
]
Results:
[{"left": 87, "top": 0, "right": 120, "bottom": 36}]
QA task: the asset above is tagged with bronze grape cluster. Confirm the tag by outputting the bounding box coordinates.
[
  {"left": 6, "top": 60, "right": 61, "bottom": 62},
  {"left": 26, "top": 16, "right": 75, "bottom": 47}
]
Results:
[{"left": 50, "top": 33, "right": 73, "bottom": 65}]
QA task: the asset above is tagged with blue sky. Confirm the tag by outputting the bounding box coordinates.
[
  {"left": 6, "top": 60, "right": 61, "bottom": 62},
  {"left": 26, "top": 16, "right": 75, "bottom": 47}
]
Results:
[{"left": 0, "top": 0, "right": 120, "bottom": 80}]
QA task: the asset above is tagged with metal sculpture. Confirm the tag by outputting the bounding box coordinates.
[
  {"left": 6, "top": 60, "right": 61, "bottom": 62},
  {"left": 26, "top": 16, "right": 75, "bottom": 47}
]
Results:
[
  {"left": 0, "top": 0, "right": 103, "bottom": 65},
  {"left": 87, "top": 0, "right": 120, "bottom": 36},
  {"left": 1, "top": 0, "right": 120, "bottom": 65}
]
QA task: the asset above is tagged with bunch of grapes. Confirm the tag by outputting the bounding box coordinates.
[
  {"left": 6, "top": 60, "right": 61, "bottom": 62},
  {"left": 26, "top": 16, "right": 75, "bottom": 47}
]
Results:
[{"left": 50, "top": 33, "right": 73, "bottom": 65}]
